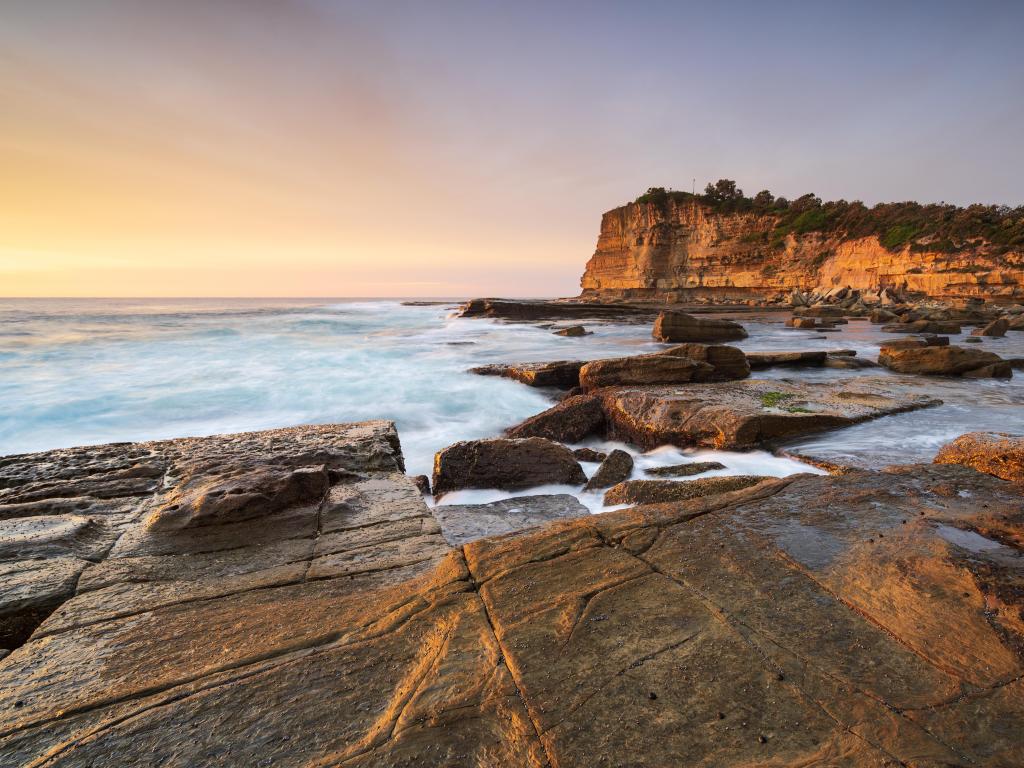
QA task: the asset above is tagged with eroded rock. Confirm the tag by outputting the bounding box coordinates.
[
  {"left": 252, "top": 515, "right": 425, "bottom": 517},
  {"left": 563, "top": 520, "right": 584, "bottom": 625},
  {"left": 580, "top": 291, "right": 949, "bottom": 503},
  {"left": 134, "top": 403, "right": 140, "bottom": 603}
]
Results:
[
  {"left": 432, "top": 437, "right": 586, "bottom": 498},
  {"left": 879, "top": 344, "right": 1011, "bottom": 378},
  {"left": 652, "top": 311, "right": 748, "bottom": 342},
  {"left": 583, "top": 449, "right": 634, "bottom": 491},
  {"left": 433, "top": 494, "right": 589, "bottom": 546},
  {"left": 603, "top": 475, "right": 765, "bottom": 505},
  {"left": 934, "top": 431, "right": 1024, "bottom": 484}
]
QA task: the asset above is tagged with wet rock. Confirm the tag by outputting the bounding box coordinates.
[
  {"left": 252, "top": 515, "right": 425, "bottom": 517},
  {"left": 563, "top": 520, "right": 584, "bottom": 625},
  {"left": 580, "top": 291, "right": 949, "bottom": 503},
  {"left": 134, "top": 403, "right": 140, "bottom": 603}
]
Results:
[
  {"left": 964, "top": 336, "right": 983, "bottom": 343},
  {"left": 869, "top": 308, "right": 897, "bottom": 323},
  {"left": 879, "top": 334, "right": 949, "bottom": 351},
  {"left": 878, "top": 345, "right": 1011, "bottom": 378},
  {"left": 824, "top": 356, "right": 880, "bottom": 369},
  {"left": 579, "top": 344, "right": 749, "bottom": 389},
  {"left": 3, "top": 425, "right": 1024, "bottom": 766},
  {"left": 553, "top": 325, "right": 591, "bottom": 337},
  {"left": 652, "top": 311, "right": 748, "bottom": 343},
  {"left": 603, "top": 476, "right": 766, "bottom": 505},
  {"left": 433, "top": 494, "right": 589, "bottom": 547},
  {"left": 572, "top": 448, "right": 607, "bottom": 463},
  {"left": 505, "top": 394, "right": 605, "bottom": 442},
  {"left": 469, "top": 360, "right": 584, "bottom": 389},
  {"left": 432, "top": 438, "right": 586, "bottom": 498},
  {"left": 972, "top": 318, "right": 1009, "bottom": 337},
  {"left": 599, "top": 378, "right": 939, "bottom": 450},
  {"left": 644, "top": 461, "right": 727, "bottom": 477},
  {"left": 584, "top": 449, "right": 634, "bottom": 491},
  {"left": 412, "top": 474, "right": 431, "bottom": 495},
  {"left": 934, "top": 432, "right": 1024, "bottom": 484},
  {"left": 881, "top": 320, "right": 961, "bottom": 335},
  {"left": 459, "top": 298, "right": 652, "bottom": 321},
  {"left": 746, "top": 350, "right": 827, "bottom": 369}
]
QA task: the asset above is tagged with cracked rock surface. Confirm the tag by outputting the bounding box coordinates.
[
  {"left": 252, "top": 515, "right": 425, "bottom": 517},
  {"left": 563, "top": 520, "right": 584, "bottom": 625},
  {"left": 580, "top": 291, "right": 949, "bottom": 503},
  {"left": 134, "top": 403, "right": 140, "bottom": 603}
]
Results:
[{"left": 1, "top": 422, "right": 1023, "bottom": 766}]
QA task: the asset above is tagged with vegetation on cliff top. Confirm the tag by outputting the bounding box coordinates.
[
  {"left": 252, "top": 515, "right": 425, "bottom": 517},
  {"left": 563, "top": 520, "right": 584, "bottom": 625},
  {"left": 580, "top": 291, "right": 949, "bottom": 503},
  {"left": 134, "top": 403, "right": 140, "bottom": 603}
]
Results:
[{"left": 633, "top": 181, "right": 1024, "bottom": 255}]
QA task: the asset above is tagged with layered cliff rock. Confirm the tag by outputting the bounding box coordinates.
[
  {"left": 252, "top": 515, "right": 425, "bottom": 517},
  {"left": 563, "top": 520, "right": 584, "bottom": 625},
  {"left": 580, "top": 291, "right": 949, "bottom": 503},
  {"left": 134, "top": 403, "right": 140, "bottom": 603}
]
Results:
[{"left": 580, "top": 197, "right": 1024, "bottom": 302}]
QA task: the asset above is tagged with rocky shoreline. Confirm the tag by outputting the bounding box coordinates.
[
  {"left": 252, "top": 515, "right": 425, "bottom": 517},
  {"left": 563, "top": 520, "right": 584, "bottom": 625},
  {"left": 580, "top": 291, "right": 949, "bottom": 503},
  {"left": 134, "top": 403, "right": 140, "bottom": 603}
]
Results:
[{"left": 2, "top": 300, "right": 1023, "bottom": 766}]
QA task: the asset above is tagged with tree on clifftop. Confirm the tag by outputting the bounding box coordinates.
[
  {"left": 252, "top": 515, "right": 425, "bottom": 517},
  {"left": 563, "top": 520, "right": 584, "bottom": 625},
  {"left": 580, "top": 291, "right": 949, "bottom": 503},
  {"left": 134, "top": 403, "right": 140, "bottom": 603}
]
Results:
[{"left": 703, "top": 179, "right": 744, "bottom": 202}]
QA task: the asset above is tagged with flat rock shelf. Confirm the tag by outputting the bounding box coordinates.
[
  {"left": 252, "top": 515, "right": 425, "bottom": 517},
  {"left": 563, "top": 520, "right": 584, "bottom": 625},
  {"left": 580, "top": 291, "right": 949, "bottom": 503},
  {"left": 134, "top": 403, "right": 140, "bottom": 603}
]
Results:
[{"left": 1, "top": 421, "right": 1023, "bottom": 766}]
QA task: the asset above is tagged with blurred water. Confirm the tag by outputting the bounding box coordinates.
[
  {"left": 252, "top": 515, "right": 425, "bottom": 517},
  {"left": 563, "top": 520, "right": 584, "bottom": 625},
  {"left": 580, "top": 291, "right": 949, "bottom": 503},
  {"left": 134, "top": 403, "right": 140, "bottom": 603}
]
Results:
[{"left": 2, "top": 300, "right": 1021, "bottom": 496}]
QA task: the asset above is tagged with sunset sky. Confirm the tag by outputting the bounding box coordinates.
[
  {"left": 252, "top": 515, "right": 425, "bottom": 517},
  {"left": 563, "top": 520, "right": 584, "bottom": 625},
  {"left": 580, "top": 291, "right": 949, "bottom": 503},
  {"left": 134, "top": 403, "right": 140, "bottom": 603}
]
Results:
[{"left": 2, "top": 1, "right": 1023, "bottom": 297}]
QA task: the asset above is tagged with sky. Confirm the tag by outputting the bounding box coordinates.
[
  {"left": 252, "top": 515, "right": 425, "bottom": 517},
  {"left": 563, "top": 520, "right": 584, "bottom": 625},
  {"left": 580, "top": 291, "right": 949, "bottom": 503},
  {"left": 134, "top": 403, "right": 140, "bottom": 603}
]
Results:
[{"left": 2, "top": 1, "right": 1023, "bottom": 298}]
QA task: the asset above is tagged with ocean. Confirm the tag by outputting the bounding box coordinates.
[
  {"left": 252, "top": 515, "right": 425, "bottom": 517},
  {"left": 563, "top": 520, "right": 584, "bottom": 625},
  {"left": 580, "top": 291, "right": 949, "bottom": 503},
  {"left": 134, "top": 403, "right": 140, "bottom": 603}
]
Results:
[{"left": 2, "top": 298, "right": 1022, "bottom": 511}]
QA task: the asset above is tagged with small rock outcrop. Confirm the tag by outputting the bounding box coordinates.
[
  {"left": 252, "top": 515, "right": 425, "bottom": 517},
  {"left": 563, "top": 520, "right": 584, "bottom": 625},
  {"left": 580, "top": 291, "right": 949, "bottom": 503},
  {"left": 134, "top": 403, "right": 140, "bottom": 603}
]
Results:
[
  {"left": 553, "top": 325, "right": 590, "bottom": 337},
  {"left": 432, "top": 437, "right": 586, "bottom": 498},
  {"left": 603, "top": 475, "right": 766, "bottom": 505},
  {"left": 644, "top": 461, "right": 726, "bottom": 477},
  {"left": 470, "top": 360, "right": 585, "bottom": 389},
  {"left": 579, "top": 344, "right": 749, "bottom": 389},
  {"left": 505, "top": 394, "right": 605, "bottom": 442},
  {"left": 934, "top": 432, "right": 1024, "bottom": 484},
  {"left": 583, "top": 449, "right": 634, "bottom": 491},
  {"left": 652, "top": 311, "right": 747, "bottom": 342},
  {"left": 572, "top": 447, "right": 607, "bottom": 462},
  {"left": 972, "top": 318, "right": 1009, "bottom": 337},
  {"left": 878, "top": 345, "right": 1011, "bottom": 378}
]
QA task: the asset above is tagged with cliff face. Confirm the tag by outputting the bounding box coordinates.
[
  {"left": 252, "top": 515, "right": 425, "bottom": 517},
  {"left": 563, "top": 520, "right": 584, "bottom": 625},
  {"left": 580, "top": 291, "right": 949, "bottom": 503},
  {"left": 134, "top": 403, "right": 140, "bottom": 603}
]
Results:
[{"left": 580, "top": 199, "right": 1024, "bottom": 301}]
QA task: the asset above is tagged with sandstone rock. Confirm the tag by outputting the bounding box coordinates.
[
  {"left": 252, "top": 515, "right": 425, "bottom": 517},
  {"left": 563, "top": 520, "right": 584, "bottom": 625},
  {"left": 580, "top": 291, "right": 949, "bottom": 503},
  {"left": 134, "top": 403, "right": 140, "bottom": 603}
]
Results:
[
  {"left": 870, "top": 308, "right": 897, "bottom": 323},
  {"left": 972, "top": 318, "right": 1009, "bottom": 337},
  {"left": 964, "top": 336, "right": 983, "bottom": 343},
  {"left": 878, "top": 345, "right": 1011, "bottom": 378},
  {"left": 579, "top": 344, "right": 749, "bottom": 390},
  {"left": 881, "top": 320, "right": 962, "bottom": 335},
  {"left": 460, "top": 298, "right": 651, "bottom": 321},
  {"left": 432, "top": 494, "right": 589, "bottom": 546},
  {"left": 600, "top": 378, "right": 939, "bottom": 450},
  {"left": 432, "top": 438, "right": 586, "bottom": 498},
  {"left": 934, "top": 432, "right": 1024, "bottom": 484},
  {"left": 3, "top": 426, "right": 1024, "bottom": 766},
  {"left": 412, "top": 474, "right": 431, "bottom": 494},
  {"left": 469, "top": 359, "right": 584, "bottom": 388},
  {"left": 553, "top": 325, "right": 590, "bottom": 337},
  {"left": 824, "top": 355, "right": 880, "bottom": 369},
  {"left": 583, "top": 449, "right": 634, "bottom": 490},
  {"left": 652, "top": 311, "right": 747, "bottom": 342},
  {"left": 572, "top": 447, "right": 607, "bottom": 463},
  {"left": 962, "top": 362, "right": 1014, "bottom": 378},
  {"left": 746, "top": 350, "right": 827, "bottom": 369},
  {"left": 879, "top": 334, "right": 949, "bottom": 351},
  {"left": 791, "top": 317, "right": 819, "bottom": 329},
  {"left": 505, "top": 394, "right": 605, "bottom": 442},
  {"left": 644, "top": 461, "right": 726, "bottom": 477},
  {"left": 603, "top": 476, "right": 766, "bottom": 505}
]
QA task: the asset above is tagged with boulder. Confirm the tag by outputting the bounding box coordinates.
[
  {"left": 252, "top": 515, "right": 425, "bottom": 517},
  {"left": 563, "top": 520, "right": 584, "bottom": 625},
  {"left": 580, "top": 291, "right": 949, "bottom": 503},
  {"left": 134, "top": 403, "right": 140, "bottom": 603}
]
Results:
[
  {"left": 505, "top": 394, "right": 605, "bottom": 442},
  {"left": 964, "top": 336, "right": 983, "bottom": 343},
  {"left": 469, "top": 360, "right": 584, "bottom": 389},
  {"left": 972, "top": 318, "right": 1009, "bottom": 337},
  {"left": 572, "top": 447, "right": 607, "bottom": 463},
  {"left": 934, "top": 432, "right": 1024, "bottom": 484},
  {"left": 412, "top": 474, "right": 431, "bottom": 495},
  {"left": 652, "top": 311, "right": 747, "bottom": 343},
  {"left": 869, "top": 309, "right": 897, "bottom": 323},
  {"left": 599, "top": 378, "right": 939, "bottom": 450},
  {"left": 791, "top": 317, "right": 819, "bottom": 329},
  {"left": 553, "top": 325, "right": 590, "bottom": 337},
  {"left": 584, "top": 449, "right": 634, "bottom": 490},
  {"left": 432, "top": 494, "right": 589, "bottom": 546},
  {"left": 578, "top": 344, "right": 749, "bottom": 390},
  {"left": 878, "top": 345, "right": 1011, "bottom": 378},
  {"left": 879, "top": 335, "right": 949, "bottom": 351},
  {"left": 432, "top": 437, "right": 586, "bottom": 498},
  {"left": 603, "top": 476, "right": 766, "bottom": 505},
  {"left": 644, "top": 461, "right": 726, "bottom": 477}
]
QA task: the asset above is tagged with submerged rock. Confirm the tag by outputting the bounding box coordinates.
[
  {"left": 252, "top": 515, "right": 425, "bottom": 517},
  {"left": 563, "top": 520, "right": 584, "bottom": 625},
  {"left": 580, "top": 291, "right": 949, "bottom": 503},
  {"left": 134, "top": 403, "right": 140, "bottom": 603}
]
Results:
[
  {"left": 583, "top": 449, "right": 634, "bottom": 491},
  {"left": 652, "top": 311, "right": 748, "bottom": 342},
  {"left": 603, "top": 475, "right": 766, "bottom": 505},
  {"left": 881, "top": 320, "right": 962, "bottom": 335},
  {"left": 746, "top": 350, "right": 828, "bottom": 369},
  {"left": 644, "top": 461, "right": 726, "bottom": 477},
  {"left": 934, "top": 431, "right": 1024, "bottom": 484},
  {"left": 432, "top": 437, "right": 586, "bottom": 498},
  {"left": 553, "top": 325, "right": 591, "bottom": 337}
]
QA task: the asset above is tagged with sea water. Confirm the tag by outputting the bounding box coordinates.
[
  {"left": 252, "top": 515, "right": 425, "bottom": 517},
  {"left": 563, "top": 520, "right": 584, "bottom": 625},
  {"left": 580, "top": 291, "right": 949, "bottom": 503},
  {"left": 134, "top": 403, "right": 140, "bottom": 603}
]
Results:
[{"left": 2, "top": 299, "right": 1022, "bottom": 511}]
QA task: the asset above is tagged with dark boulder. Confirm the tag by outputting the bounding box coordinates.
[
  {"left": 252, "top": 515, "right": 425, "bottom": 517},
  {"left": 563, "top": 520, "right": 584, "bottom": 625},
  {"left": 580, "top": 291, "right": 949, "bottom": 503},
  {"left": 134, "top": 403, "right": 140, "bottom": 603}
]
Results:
[
  {"left": 432, "top": 438, "right": 586, "bottom": 498},
  {"left": 584, "top": 449, "right": 634, "bottom": 491},
  {"left": 652, "top": 311, "right": 747, "bottom": 343},
  {"left": 603, "top": 476, "right": 766, "bottom": 505},
  {"left": 505, "top": 395, "right": 605, "bottom": 442}
]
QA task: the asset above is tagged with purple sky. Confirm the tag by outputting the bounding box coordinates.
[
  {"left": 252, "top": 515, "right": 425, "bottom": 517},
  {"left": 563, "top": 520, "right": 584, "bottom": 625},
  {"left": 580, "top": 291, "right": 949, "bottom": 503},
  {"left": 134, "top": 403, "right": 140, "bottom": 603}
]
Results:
[{"left": 2, "top": 0, "right": 1022, "bottom": 296}]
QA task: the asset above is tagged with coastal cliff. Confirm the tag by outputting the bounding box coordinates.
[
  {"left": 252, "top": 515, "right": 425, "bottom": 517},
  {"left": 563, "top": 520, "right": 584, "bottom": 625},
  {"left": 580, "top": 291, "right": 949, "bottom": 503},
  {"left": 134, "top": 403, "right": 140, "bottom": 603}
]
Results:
[{"left": 580, "top": 187, "right": 1024, "bottom": 302}]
